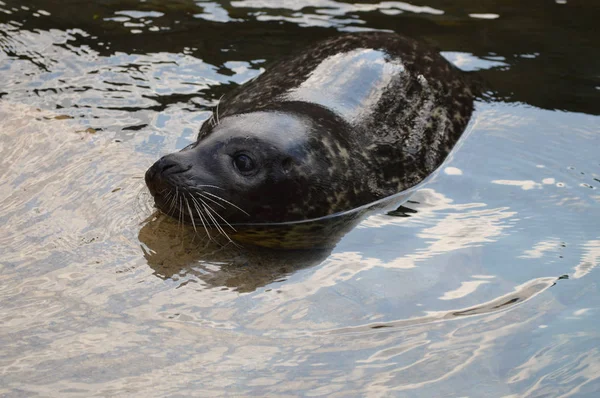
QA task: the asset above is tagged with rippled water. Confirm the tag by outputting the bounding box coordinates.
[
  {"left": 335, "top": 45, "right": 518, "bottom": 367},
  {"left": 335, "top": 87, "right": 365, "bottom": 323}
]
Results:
[{"left": 1, "top": 1, "right": 599, "bottom": 396}]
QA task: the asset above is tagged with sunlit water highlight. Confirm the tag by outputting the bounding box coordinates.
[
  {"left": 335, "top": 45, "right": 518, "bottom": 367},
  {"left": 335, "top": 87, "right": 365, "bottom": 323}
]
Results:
[{"left": 1, "top": 0, "right": 599, "bottom": 396}]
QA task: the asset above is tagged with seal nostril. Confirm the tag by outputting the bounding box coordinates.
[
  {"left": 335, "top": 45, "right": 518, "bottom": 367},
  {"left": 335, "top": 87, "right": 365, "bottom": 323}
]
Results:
[
  {"left": 162, "top": 163, "right": 177, "bottom": 172},
  {"left": 156, "top": 155, "right": 191, "bottom": 176}
]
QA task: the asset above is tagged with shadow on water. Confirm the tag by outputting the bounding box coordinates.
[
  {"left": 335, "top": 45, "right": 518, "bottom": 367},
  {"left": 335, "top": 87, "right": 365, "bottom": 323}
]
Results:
[
  {"left": 138, "top": 189, "right": 420, "bottom": 291},
  {"left": 138, "top": 213, "right": 333, "bottom": 293}
]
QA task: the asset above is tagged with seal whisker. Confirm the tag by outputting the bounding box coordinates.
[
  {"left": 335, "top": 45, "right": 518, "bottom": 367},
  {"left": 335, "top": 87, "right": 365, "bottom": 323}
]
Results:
[
  {"left": 193, "top": 191, "right": 226, "bottom": 209},
  {"left": 194, "top": 184, "right": 224, "bottom": 190},
  {"left": 197, "top": 196, "right": 226, "bottom": 236},
  {"left": 161, "top": 189, "right": 172, "bottom": 207},
  {"left": 183, "top": 197, "right": 198, "bottom": 234},
  {"left": 169, "top": 187, "right": 180, "bottom": 218},
  {"left": 200, "top": 197, "right": 237, "bottom": 233},
  {"left": 178, "top": 195, "right": 184, "bottom": 236},
  {"left": 160, "top": 189, "right": 175, "bottom": 218},
  {"left": 200, "top": 190, "right": 250, "bottom": 216},
  {"left": 171, "top": 188, "right": 178, "bottom": 221},
  {"left": 215, "top": 94, "right": 224, "bottom": 125},
  {"left": 200, "top": 199, "right": 242, "bottom": 248},
  {"left": 198, "top": 197, "right": 233, "bottom": 243},
  {"left": 190, "top": 195, "right": 213, "bottom": 241},
  {"left": 163, "top": 190, "right": 178, "bottom": 218}
]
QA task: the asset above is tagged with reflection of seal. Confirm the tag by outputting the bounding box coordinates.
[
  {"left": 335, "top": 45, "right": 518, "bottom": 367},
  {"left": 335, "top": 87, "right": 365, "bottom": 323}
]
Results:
[
  {"left": 138, "top": 213, "right": 332, "bottom": 291},
  {"left": 145, "top": 32, "right": 474, "bottom": 240}
]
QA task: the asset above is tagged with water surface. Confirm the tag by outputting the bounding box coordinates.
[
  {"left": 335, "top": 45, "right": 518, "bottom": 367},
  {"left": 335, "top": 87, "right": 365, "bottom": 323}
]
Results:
[{"left": 1, "top": 0, "right": 599, "bottom": 396}]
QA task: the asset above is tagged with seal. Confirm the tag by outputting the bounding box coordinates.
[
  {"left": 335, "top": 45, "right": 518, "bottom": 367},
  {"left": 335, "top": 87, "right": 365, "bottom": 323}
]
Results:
[{"left": 145, "top": 32, "right": 474, "bottom": 237}]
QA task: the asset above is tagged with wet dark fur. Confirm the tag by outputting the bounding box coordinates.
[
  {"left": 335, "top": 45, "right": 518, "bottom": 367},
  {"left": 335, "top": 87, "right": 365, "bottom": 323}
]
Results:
[{"left": 145, "top": 32, "right": 474, "bottom": 229}]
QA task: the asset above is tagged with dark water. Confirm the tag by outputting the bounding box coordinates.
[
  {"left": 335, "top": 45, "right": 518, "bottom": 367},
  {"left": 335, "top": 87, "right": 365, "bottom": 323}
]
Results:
[{"left": 1, "top": 1, "right": 599, "bottom": 396}]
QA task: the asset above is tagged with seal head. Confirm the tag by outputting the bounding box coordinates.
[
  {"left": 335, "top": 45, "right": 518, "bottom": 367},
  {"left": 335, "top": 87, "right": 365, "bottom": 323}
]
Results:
[{"left": 146, "top": 102, "right": 375, "bottom": 224}]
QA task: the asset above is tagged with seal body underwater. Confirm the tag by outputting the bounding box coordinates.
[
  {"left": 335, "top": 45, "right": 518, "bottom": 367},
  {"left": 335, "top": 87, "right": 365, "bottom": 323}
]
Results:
[{"left": 145, "top": 32, "right": 474, "bottom": 231}]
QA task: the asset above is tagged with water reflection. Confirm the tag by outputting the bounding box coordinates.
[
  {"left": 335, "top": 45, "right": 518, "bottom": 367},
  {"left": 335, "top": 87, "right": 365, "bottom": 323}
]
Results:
[
  {"left": 138, "top": 213, "right": 333, "bottom": 292},
  {"left": 231, "top": 0, "right": 445, "bottom": 30},
  {"left": 1, "top": 0, "right": 599, "bottom": 396},
  {"left": 137, "top": 185, "right": 423, "bottom": 289},
  {"left": 321, "top": 276, "right": 561, "bottom": 334},
  {"left": 573, "top": 240, "right": 600, "bottom": 279}
]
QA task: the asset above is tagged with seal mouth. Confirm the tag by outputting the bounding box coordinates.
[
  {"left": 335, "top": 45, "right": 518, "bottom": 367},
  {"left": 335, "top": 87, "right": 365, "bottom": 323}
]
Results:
[
  {"left": 145, "top": 161, "right": 193, "bottom": 197},
  {"left": 145, "top": 163, "right": 253, "bottom": 243}
]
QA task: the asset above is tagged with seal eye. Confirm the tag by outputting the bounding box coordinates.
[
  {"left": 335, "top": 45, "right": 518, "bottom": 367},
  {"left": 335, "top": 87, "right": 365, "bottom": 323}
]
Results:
[{"left": 233, "top": 153, "right": 256, "bottom": 175}]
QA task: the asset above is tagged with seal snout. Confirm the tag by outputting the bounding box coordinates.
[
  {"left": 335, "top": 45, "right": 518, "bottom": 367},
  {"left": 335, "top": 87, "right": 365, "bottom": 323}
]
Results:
[
  {"left": 145, "top": 154, "right": 192, "bottom": 197},
  {"left": 155, "top": 154, "right": 192, "bottom": 176}
]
